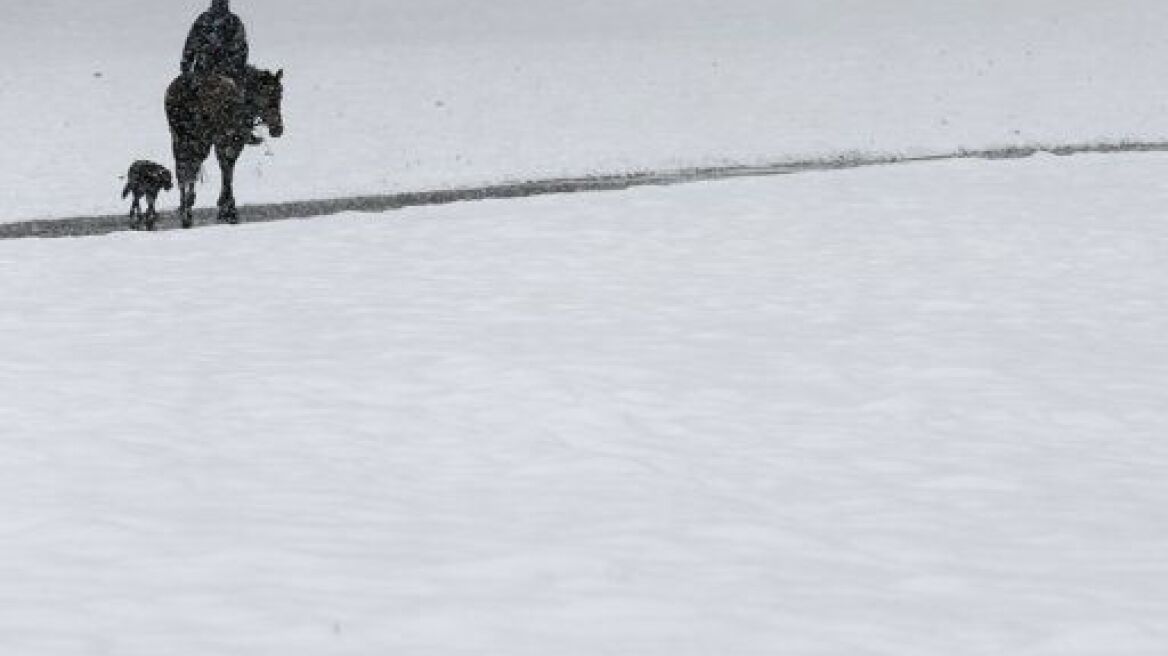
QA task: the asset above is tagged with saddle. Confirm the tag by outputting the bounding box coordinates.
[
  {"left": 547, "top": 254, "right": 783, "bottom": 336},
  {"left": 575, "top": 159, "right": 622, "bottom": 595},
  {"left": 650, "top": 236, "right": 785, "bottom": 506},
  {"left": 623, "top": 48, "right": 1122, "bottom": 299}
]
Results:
[{"left": 179, "top": 73, "right": 263, "bottom": 145}]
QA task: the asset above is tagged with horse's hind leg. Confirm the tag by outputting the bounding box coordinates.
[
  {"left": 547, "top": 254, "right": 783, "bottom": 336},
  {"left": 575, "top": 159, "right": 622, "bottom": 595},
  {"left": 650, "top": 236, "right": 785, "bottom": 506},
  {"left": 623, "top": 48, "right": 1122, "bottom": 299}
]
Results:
[
  {"left": 179, "top": 182, "right": 197, "bottom": 229},
  {"left": 173, "top": 175, "right": 196, "bottom": 229},
  {"left": 215, "top": 142, "right": 241, "bottom": 224},
  {"left": 173, "top": 137, "right": 209, "bottom": 229},
  {"left": 173, "top": 158, "right": 196, "bottom": 229}
]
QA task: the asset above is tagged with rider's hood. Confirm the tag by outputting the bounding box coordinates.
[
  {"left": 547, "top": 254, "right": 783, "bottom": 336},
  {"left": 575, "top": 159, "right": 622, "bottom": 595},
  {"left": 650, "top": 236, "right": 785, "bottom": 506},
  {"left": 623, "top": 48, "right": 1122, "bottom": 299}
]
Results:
[{"left": 210, "top": 0, "right": 230, "bottom": 13}]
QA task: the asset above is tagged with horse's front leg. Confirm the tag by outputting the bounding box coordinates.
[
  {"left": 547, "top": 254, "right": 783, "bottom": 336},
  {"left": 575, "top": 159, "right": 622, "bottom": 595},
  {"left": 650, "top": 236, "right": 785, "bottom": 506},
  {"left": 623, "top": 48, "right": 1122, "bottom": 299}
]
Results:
[{"left": 215, "top": 142, "right": 241, "bottom": 224}]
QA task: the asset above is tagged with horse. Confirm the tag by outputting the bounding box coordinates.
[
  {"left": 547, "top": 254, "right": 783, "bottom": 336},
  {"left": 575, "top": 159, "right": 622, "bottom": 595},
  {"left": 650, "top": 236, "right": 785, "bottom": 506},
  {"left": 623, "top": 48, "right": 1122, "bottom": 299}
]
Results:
[{"left": 165, "top": 66, "right": 284, "bottom": 228}]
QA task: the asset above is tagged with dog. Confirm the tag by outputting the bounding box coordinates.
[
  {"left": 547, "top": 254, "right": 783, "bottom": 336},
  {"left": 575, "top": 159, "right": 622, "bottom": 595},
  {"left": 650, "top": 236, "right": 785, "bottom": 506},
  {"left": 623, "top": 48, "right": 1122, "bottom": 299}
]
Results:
[{"left": 122, "top": 160, "right": 174, "bottom": 230}]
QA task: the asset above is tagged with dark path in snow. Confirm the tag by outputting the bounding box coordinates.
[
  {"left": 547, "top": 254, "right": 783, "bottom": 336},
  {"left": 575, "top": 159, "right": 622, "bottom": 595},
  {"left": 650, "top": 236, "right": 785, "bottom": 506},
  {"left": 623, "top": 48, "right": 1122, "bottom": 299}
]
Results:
[{"left": 3, "top": 141, "right": 1168, "bottom": 240}]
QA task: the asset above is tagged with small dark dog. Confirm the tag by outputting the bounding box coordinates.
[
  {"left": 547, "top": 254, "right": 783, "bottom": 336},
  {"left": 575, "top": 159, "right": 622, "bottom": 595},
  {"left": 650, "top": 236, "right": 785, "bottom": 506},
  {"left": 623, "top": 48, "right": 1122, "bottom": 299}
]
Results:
[{"left": 122, "top": 160, "right": 173, "bottom": 230}]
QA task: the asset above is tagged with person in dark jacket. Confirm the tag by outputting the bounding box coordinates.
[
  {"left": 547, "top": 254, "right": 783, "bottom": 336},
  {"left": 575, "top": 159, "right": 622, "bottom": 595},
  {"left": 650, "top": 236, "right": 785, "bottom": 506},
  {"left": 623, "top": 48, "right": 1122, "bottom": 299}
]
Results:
[
  {"left": 180, "top": 0, "right": 261, "bottom": 144},
  {"left": 182, "top": 0, "right": 249, "bottom": 79}
]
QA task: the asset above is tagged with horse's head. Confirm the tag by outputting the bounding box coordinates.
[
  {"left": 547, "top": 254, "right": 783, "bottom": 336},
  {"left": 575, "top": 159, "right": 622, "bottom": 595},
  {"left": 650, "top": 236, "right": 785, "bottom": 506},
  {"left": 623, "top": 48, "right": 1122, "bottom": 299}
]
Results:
[{"left": 250, "top": 68, "right": 285, "bottom": 138}]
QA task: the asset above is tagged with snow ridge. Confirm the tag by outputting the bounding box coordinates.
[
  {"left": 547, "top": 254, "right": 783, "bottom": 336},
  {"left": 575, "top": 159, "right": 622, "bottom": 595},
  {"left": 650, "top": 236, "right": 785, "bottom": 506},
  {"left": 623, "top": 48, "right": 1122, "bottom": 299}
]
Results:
[{"left": 6, "top": 140, "right": 1168, "bottom": 240}]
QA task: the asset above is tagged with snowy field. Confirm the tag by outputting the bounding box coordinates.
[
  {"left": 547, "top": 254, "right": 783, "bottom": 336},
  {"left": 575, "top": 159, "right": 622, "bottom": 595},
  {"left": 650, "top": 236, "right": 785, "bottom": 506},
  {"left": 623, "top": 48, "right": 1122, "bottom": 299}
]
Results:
[
  {"left": 2, "top": 153, "right": 1167, "bottom": 654},
  {"left": 4, "top": 0, "right": 1168, "bottom": 220}
]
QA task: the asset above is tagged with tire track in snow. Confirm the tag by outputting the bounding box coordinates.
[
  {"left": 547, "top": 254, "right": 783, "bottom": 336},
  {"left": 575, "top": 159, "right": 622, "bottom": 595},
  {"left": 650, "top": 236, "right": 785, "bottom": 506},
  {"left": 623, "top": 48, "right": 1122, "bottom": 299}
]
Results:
[{"left": 3, "top": 141, "right": 1168, "bottom": 240}]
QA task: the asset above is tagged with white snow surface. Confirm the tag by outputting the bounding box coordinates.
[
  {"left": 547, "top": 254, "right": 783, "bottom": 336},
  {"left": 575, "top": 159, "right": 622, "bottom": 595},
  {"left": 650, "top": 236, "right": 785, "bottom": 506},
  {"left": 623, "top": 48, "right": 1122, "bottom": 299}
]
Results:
[
  {"left": 2, "top": 153, "right": 1167, "bottom": 654},
  {"left": 4, "top": 0, "right": 1168, "bottom": 220}
]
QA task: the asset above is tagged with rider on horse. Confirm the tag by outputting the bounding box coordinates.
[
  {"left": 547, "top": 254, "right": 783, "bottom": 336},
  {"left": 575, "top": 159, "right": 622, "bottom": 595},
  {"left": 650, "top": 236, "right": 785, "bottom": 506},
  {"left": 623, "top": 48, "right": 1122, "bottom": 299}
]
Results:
[{"left": 181, "top": 0, "right": 261, "bottom": 144}]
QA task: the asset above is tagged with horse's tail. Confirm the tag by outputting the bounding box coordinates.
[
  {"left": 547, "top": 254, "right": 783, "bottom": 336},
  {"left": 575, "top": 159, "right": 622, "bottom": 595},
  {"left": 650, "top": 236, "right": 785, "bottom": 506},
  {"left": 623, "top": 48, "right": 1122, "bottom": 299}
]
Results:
[{"left": 122, "top": 182, "right": 131, "bottom": 199}]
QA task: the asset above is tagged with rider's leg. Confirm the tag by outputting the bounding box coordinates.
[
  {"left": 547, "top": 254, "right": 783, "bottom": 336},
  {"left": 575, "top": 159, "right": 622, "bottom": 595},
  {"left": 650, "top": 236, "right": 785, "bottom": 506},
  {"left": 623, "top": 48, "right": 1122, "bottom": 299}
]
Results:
[{"left": 228, "top": 70, "right": 264, "bottom": 146}]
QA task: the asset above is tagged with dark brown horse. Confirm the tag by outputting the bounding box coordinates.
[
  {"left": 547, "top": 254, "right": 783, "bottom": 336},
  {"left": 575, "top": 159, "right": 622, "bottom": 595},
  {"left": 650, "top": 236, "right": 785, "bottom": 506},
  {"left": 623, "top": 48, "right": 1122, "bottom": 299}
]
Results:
[{"left": 165, "top": 66, "right": 284, "bottom": 228}]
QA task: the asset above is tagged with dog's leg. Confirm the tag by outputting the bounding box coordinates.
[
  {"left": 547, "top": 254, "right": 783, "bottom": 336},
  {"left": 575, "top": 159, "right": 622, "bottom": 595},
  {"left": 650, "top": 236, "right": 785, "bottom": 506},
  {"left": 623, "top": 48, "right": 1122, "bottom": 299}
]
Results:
[
  {"left": 144, "top": 192, "right": 159, "bottom": 231},
  {"left": 129, "top": 193, "right": 142, "bottom": 229}
]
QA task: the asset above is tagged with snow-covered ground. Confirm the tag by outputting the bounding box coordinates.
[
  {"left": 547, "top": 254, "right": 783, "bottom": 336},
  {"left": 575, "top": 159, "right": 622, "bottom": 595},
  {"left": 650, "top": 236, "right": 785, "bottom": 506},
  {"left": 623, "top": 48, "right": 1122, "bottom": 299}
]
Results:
[
  {"left": 4, "top": 0, "right": 1168, "bottom": 220},
  {"left": 2, "top": 153, "right": 1167, "bottom": 654}
]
